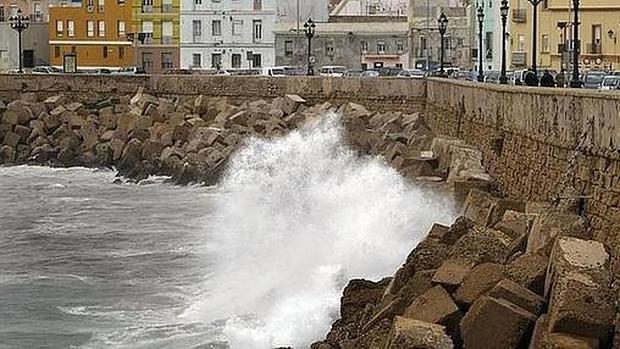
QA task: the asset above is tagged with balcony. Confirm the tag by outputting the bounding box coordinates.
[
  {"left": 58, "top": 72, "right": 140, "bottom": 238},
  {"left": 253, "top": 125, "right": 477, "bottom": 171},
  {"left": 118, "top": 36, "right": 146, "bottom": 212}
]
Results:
[
  {"left": 141, "top": 4, "right": 153, "bottom": 13},
  {"left": 161, "top": 4, "right": 172, "bottom": 13},
  {"left": 587, "top": 43, "right": 602, "bottom": 55},
  {"left": 161, "top": 36, "right": 173, "bottom": 45},
  {"left": 512, "top": 9, "right": 526, "bottom": 23},
  {"left": 512, "top": 52, "right": 527, "bottom": 66}
]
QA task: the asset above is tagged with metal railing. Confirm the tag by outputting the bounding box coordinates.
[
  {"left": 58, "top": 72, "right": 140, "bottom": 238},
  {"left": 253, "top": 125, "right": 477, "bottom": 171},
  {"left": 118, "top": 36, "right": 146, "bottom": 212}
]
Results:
[{"left": 587, "top": 43, "right": 602, "bottom": 54}]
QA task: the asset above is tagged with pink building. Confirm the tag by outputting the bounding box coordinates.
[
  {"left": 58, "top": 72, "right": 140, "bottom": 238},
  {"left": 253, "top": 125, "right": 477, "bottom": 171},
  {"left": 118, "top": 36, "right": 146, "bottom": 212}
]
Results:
[{"left": 0, "top": 0, "right": 50, "bottom": 22}]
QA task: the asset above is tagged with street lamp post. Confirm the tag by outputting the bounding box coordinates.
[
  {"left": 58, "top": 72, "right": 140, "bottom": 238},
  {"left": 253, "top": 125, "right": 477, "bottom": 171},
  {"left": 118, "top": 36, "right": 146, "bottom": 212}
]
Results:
[
  {"left": 9, "top": 9, "right": 30, "bottom": 74},
  {"left": 557, "top": 22, "right": 567, "bottom": 74},
  {"left": 527, "top": 0, "right": 543, "bottom": 75},
  {"left": 477, "top": 4, "right": 484, "bottom": 82},
  {"left": 569, "top": 0, "right": 581, "bottom": 88},
  {"left": 304, "top": 18, "right": 316, "bottom": 76},
  {"left": 500, "top": 0, "right": 509, "bottom": 84},
  {"left": 437, "top": 12, "right": 448, "bottom": 76},
  {"left": 608, "top": 29, "right": 617, "bottom": 70}
]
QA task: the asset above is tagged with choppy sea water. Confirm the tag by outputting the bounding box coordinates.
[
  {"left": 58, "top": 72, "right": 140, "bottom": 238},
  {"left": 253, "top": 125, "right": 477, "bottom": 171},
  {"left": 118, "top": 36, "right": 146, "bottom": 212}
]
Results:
[{"left": 0, "top": 115, "right": 455, "bottom": 349}]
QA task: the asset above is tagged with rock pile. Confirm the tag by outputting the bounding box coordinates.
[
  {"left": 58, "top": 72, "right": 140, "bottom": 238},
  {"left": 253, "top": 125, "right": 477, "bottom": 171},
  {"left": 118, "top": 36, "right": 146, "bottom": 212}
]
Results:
[
  {"left": 0, "top": 91, "right": 432, "bottom": 185},
  {"left": 313, "top": 140, "right": 619, "bottom": 349}
]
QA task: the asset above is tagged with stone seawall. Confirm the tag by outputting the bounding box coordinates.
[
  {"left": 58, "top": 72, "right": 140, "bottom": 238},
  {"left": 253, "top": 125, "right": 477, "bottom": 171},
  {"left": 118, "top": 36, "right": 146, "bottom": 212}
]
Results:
[
  {"left": 425, "top": 79, "right": 620, "bottom": 253},
  {"left": 0, "top": 74, "right": 427, "bottom": 113}
]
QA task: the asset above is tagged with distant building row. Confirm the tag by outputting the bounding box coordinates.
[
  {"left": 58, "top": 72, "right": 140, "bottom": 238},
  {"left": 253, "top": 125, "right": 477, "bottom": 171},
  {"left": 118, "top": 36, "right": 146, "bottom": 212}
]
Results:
[{"left": 1, "top": 0, "right": 619, "bottom": 73}]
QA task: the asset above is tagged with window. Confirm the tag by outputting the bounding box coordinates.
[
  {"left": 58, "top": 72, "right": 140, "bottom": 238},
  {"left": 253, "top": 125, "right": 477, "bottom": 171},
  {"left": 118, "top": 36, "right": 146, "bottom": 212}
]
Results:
[
  {"left": 54, "top": 46, "right": 60, "bottom": 58},
  {"left": 193, "top": 20, "right": 202, "bottom": 40},
  {"left": 33, "top": 2, "right": 42, "bottom": 21},
  {"left": 517, "top": 34, "right": 525, "bottom": 51},
  {"left": 162, "top": 21, "right": 173, "bottom": 44},
  {"left": 119, "top": 46, "right": 124, "bottom": 59},
  {"left": 0, "top": 6, "right": 4, "bottom": 22},
  {"left": 211, "top": 53, "right": 222, "bottom": 68},
  {"left": 102, "top": 46, "right": 108, "bottom": 58},
  {"left": 162, "top": 0, "right": 172, "bottom": 12},
  {"left": 232, "top": 20, "right": 243, "bottom": 36},
  {"left": 253, "top": 0, "right": 261, "bottom": 11},
  {"left": 98, "top": 20, "right": 105, "bottom": 37},
  {"left": 325, "top": 44, "right": 334, "bottom": 56},
  {"left": 192, "top": 53, "right": 201, "bottom": 68},
  {"left": 253, "top": 20, "right": 262, "bottom": 42},
  {"left": 232, "top": 53, "right": 241, "bottom": 68},
  {"left": 194, "top": 0, "right": 201, "bottom": 5},
  {"left": 252, "top": 53, "right": 261, "bottom": 68},
  {"left": 162, "top": 52, "right": 173, "bottom": 70},
  {"left": 71, "top": 46, "right": 76, "bottom": 53},
  {"left": 284, "top": 40, "right": 293, "bottom": 56},
  {"left": 142, "top": 0, "right": 153, "bottom": 12},
  {"left": 142, "top": 21, "right": 153, "bottom": 43},
  {"left": 98, "top": 0, "right": 104, "bottom": 12},
  {"left": 485, "top": 31, "right": 493, "bottom": 59},
  {"left": 142, "top": 52, "right": 153, "bottom": 70},
  {"left": 212, "top": 20, "right": 221, "bottom": 36},
  {"left": 397, "top": 42, "right": 404, "bottom": 52},
  {"left": 377, "top": 41, "right": 386, "bottom": 53},
  {"left": 361, "top": 41, "right": 368, "bottom": 52},
  {"left": 67, "top": 20, "right": 75, "bottom": 37},
  {"left": 56, "top": 20, "right": 63, "bottom": 37},
  {"left": 444, "top": 36, "right": 452, "bottom": 50},
  {"left": 87, "top": 20, "right": 95, "bottom": 37},
  {"left": 541, "top": 34, "right": 549, "bottom": 53},
  {"left": 117, "top": 21, "right": 125, "bottom": 37},
  {"left": 420, "top": 36, "right": 427, "bottom": 50}
]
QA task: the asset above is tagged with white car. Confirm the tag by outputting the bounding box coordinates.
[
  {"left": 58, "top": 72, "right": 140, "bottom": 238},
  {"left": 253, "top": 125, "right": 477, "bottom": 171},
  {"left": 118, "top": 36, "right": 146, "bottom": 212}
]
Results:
[
  {"left": 601, "top": 76, "right": 618, "bottom": 90},
  {"left": 397, "top": 69, "right": 426, "bottom": 79},
  {"left": 261, "top": 66, "right": 288, "bottom": 77},
  {"left": 32, "top": 66, "right": 62, "bottom": 74},
  {"left": 320, "top": 66, "right": 348, "bottom": 77}
]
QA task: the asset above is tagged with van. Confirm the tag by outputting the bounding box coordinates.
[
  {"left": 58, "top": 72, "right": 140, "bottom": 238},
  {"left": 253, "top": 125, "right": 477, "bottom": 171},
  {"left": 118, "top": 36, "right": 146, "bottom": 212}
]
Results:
[{"left": 320, "top": 66, "right": 347, "bottom": 77}]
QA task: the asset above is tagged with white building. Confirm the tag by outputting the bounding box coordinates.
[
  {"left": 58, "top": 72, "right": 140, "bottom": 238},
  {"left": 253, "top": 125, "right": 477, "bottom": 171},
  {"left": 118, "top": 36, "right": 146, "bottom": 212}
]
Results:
[{"left": 180, "top": 0, "right": 277, "bottom": 70}]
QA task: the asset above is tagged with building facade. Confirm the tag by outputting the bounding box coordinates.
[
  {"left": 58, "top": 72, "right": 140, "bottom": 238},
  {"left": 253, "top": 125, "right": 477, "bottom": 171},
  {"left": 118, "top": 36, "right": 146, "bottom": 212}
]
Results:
[
  {"left": 180, "top": 0, "right": 277, "bottom": 70},
  {"left": 275, "top": 17, "right": 409, "bottom": 71},
  {"left": 0, "top": 22, "right": 49, "bottom": 71},
  {"left": 131, "top": 0, "right": 180, "bottom": 73},
  {"left": 509, "top": 0, "right": 620, "bottom": 72},
  {"left": 409, "top": 0, "right": 472, "bottom": 70},
  {"left": 49, "top": 0, "right": 134, "bottom": 69},
  {"left": 1, "top": 0, "right": 50, "bottom": 22},
  {"left": 470, "top": 0, "right": 504, "bottom": 72},
  {"left": 0, "top": 0, "right": 50, "bottom": 71}
]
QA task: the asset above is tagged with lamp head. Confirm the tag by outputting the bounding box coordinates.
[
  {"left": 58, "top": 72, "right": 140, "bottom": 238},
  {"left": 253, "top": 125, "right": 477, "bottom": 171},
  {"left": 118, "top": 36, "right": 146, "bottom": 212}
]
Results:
[
  {"left": 477, "top": 5, "right": 484, "bottom": 22},
  {"left": 500, "top": 0, "right": 509, "bottom": 17},
  {"left": 438, "top": 12, "right": 448, "bottom": 33}
]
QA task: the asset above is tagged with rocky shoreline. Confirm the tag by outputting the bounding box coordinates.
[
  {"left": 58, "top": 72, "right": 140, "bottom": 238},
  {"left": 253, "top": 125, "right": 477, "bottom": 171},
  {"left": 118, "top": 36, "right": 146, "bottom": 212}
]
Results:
[{"left": 2, "top": 90, "right": 618, "bottom": 348}]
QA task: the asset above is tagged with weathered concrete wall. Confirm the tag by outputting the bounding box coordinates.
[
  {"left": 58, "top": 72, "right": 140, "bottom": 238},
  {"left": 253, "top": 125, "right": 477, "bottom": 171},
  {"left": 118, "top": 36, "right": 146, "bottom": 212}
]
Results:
[
  {"left": 0, "top": 74, "right": 427, "bottom": 113},
  {"left": 425, "top": 79, "right": 620, "bottom": 248}
]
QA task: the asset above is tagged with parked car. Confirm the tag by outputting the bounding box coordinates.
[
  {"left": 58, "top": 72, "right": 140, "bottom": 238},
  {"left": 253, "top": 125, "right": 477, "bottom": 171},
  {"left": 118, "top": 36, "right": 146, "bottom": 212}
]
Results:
[
  {"left": 377, "top": 66, "right": 402, "bottom": 77},
  {"left": 583, "top": 71, "right": 607, "bottom": 89},
  {"left": 113, "top": 67, "right": 146, "bottom": 75},
  {"left": 485, "top": 71, "right": 501, "bottom": 83},
  {"left": 32, "top": 66, "right": 62, "bottom": 74},
  {"left": 261, "top": 66, "right": 288, "bottom": 77},
  {"left": 320, "top": 66, "right": 348, "bottom": 77},
  {"left": 361, "top": 70, "right": 380, "bottom": 78},
  {"left": 343, "top": 69, "right": 363, "bottom": 77},
  {"left": 397, "top": 69, "right": 426, "bottom": 79},
  {"left": 601, "top": 76, "right": 619, "bottom": 90}
]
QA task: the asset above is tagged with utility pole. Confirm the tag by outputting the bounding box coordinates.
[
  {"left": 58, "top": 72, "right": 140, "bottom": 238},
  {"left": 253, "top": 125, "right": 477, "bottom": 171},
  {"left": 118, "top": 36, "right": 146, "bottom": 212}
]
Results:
[{"left": 296, "top": 0, "right": 300, "bottom": 66}]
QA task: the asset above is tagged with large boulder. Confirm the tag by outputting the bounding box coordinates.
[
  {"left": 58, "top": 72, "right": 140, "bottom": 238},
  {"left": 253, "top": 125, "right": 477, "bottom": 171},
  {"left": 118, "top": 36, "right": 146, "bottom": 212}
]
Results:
[{"left": 385, "top": 317, "right": 454, "bottom": 349}]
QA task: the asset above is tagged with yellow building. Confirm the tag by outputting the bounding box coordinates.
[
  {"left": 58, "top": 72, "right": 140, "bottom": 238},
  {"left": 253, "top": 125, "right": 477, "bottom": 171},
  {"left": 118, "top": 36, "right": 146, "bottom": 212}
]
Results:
[
  {"left": 49, "top": 0, "right": 134, "bottom": 69},
  {"left": 509, "top": 0, "right": 620, "bottom": 72},
  {"left": 130, "top": 0, "right": 180, "bottom": 73}
]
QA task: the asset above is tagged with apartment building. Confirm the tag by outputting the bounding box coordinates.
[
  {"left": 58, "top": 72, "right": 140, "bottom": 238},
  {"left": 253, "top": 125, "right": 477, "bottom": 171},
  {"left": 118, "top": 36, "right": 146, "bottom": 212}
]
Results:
[
  {"left": 180, "top": 0, "right": 276, "bottom": 70},
  {"left": 470, "top": 0, "right": 505, "bottom": 72},
  {"left": 131, "top": 0, "right": 180, "bottom": 73},
  {"left": 510, "top": 0, "right": 620, "bottom": 71},
  {"left": 48, "top": 0, "right": 133, "bottom": 69},
  {"left": 409, "top": 0, "right": 472, "bottom": 70},
  {"left": 275, "top": 17, "right": 409, "bottom": 70}
]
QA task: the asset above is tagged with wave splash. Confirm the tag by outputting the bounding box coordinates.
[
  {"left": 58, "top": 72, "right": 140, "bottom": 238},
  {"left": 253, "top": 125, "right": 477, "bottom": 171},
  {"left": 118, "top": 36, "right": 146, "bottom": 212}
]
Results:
[{"left": 188, "top": 114, "right": 454, "bottom": 348}]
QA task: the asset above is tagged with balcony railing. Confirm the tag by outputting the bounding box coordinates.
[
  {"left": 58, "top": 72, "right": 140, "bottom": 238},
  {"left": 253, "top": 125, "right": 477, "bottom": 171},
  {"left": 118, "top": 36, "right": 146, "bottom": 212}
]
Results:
[
  {"left": 512, "top": 52, "right": 527, "bottom": 66},
  {"left": 141, "top": 4, "right": 153, "bottom": 12},
  {"left": 161, "top": 36, "right": 173, "bottom": 45},
  {"left": 587, "top": 43, "right": 602, "bottom": 55},
  {"left": 161, "top": 4, "right": 172, "bottom": 13},
  {"left": 512, "top": 9, "right": 526, "bottom": 23}
]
